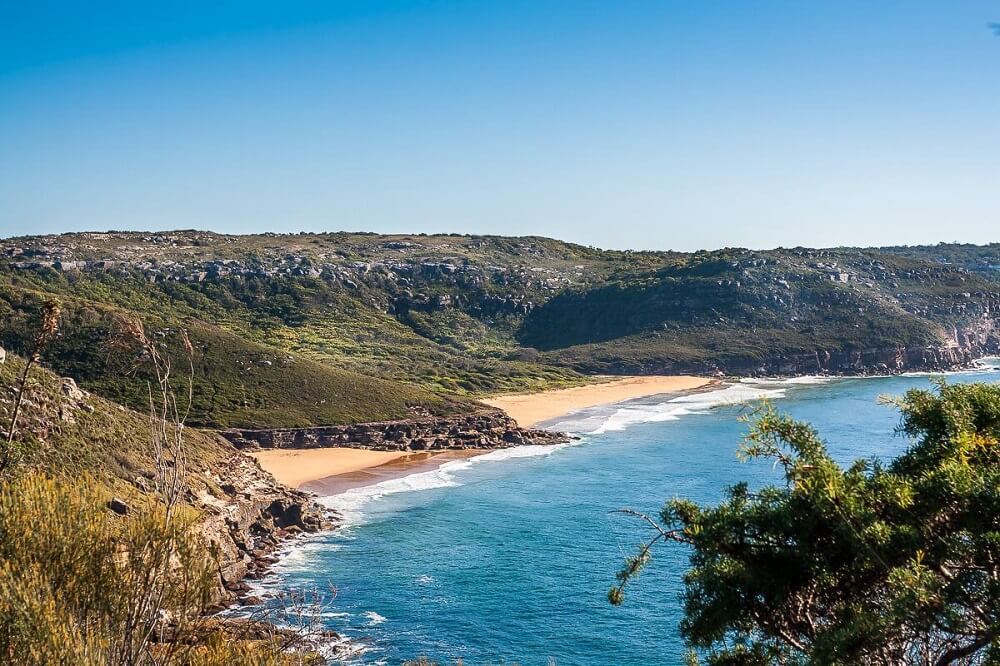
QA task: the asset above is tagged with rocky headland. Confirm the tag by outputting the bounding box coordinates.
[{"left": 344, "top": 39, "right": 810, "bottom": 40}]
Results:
[
  {"left": 194, "top": 451, "right": 334, "bottom": 605},
  {"left": 607, "top": 342, "right": 997, "bottom": 378}
]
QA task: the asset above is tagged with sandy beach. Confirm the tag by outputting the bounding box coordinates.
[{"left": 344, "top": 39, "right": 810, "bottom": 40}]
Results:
[
  {"left": 254, "top": 448, "right": 485, "bottom": 490},
  {"left": 254, "top": 374, "right": 713, "bottom": 489},
  {"left": 251, "top": 448, "right": 419, "bottom": 488},
  {"left": 482, "top": 375, "right": 715, "bottom": 427},
  {"left": 300, "top": 449, "right": 484, "bottom": 496}
]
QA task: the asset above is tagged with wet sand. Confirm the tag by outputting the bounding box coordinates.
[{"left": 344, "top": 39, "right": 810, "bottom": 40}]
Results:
[{"left": 300, "top": 449, "right": 485, "bottom": 496}]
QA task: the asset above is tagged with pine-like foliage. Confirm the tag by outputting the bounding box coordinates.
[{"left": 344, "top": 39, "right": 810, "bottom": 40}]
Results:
[{"left": 612, "top": 381, "right": 1000, "bottom": 665}]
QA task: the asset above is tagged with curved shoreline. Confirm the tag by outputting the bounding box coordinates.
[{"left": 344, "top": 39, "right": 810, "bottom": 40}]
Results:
[
  {"left": 481, "top": 375, "right": 717, "bottom": 428},
  {"left": 252, "top": 375, "right": 714, "bottom": 490},
  {"left": 249, "top": 363, "right": 1000, "bottom": 491}
]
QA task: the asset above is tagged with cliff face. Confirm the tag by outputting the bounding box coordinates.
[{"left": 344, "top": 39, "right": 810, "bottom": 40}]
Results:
[
  {"left": 697, "top": 318, "right": 999, "bottom": 376},
  {"left": 537, "top": 306, "right": 1000, "bottom": 378},
  {"left": 0, "top": 354, "right": 331, "bottom": 606},
  {"left": 194, "top": 452, "right": 333, "bottom": 604},
  {"left": 218, "top": 409, "right": 570, "bottom": 452}
]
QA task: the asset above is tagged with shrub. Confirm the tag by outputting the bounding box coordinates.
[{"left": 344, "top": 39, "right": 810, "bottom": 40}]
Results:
[{"left": 0, "top": 473, "right": 298, "bottom": 665}]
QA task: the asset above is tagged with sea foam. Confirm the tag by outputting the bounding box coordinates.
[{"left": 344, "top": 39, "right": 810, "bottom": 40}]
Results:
[
  {"left": 317, "top": 441, "right": 578, "bottom": 527},
  {"left": 552, "top": 380, "right": 796, "bottom": 435}
]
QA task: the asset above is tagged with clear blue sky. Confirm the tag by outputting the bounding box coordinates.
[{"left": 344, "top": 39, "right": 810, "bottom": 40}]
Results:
[{"left": 1, "top": 1, "right": 997, "bottom": 251}]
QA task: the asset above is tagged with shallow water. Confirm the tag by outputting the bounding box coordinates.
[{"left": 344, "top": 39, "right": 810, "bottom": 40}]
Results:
[{"left": 255, "top": 363, "right": 1000, "bottom": 665}]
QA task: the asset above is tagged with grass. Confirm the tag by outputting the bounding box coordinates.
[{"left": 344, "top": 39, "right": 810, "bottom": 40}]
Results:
[{"left": 0, "top": 283, "right": 469, "bottom": 428}]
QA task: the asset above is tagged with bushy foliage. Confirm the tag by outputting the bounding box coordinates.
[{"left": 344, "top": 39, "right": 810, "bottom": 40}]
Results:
[
  {"left": 612, "top": 382, "right": 1000, "bottom": 665},
  {"left": 6, "top": 233, "right": 995, "bottom": 400},
  {"left": 0, "top": 472, "right": 303, "bottom": 664},
  {"left": 519, "top": 258, "right": 946, "bottom": 355},
  {"left": 0, "top": 285, "right": 466, "bottom": 428}
]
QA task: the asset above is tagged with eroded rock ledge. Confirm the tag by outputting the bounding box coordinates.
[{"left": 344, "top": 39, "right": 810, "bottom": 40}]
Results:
[
  {"left": 623, "top": 344, "right": 993, "bottom": 378},
  {"left": 195, "top": 451, "right": 334, "bottom": 605},
  {"left": 218, "top": 409, "right": 570, "bottom": 452}
]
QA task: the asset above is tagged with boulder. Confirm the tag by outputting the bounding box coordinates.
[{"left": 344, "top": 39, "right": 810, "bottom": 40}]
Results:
[{"left": 107, "top": 498, "right": 130, "bottom": 515}]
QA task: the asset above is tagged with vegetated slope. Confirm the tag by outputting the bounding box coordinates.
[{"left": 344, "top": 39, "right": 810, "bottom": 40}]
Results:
[
  {"left": 519, "top": 248, "right": 1000, "bottom": 374},
  {"left": 2, "top": 231, "right": 999, "bottom": 390},
  {"left": 878, "top": 242, "right": 1000, "bottom": 282},
  {"left": 0, "top": 283, "right": 466, "bottom": 428},
  {"left": 0, "top": 351, "right": 328, "bottom": 601},
  {"left": 0, "top": 231, "right": 639, "bottom": 394}
]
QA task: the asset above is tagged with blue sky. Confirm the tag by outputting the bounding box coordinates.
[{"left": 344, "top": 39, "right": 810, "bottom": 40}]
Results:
[{"left": 1, "top": 1, "right": 997, "bottom": 251}]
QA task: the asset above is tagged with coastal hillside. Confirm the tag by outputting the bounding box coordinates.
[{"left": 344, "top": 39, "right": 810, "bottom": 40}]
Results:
[
  {"left": 1, "top": 232, "right": 998, "bottom": 406},
  {"left": 880, "top": 243, "right": 1000, "bottom": 281},
  {"left": 0, "top": 282, "right": 469, "bottom": 428},
  {"left": 0, "top": 351, "right": 328, "bottom": 601},
  {"left": 521, "top": 248, "right": 1000, "bottom": 375}
]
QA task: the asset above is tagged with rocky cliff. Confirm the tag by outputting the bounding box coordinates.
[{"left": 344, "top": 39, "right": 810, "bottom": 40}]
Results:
[
  {"left": 0, "top": 354, "right": 332, "bottom": 606},
  {"left": 194, "top": 452, "right": 333, "bottom": 605},
  {"left": 563, "top": 316, "right": 1000, "bottom": 377},
  {"left": 219, "top": 409, "right": 570, "bottom": 452}
]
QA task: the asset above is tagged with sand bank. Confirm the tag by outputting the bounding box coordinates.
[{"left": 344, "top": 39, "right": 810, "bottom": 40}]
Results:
[
  {"left": 254, "top": 375, "right": 713, "bottom": 489},
  {"left": 252, "top": 448, "right": 415, "bottom": 488},
  {"left": 482, "top": 375, "right": 715, "bottom": 427}
]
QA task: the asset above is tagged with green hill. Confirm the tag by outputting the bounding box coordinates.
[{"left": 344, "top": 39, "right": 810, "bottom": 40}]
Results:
[
  {"left": 0, "top": 283, "right": 467, "bottom": 428},
  {"left": 518, "top": 248, "right": 998, "bottom": 373},
  {"left": 1, "top": 232, "right": 998, "bottom": 411}
]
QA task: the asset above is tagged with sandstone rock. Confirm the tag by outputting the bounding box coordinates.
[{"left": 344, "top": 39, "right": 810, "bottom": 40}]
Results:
[
  {"left": 107, "top": 498, "right": 130, "bottom": 515},
  {"left": 219, "top": 409, "right": 570, "bottom": 453},
  {"left": 194, "top": 452, "right": 333, "bottom": 606},
  {"left": 61, "top": 377, "right": 86, "bottom": 402}
]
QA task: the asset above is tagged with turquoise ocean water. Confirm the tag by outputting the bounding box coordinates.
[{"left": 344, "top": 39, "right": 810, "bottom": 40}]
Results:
[{"left": 253, "top": 363, "right": 1000, "bottom": 665}]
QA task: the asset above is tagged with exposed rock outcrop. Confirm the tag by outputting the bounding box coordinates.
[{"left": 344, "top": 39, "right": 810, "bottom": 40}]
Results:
[
  {"left": 578, "top": 318, "right": 1000, "bottom": 378},
  {"left": 218, "top": 410, "right": 570, "bottom": 452},
  {"left": 194, "top": 452, "right": 333, "bottom": 604},
  {"left": 621, "top": 343, "right": 994, "bottom": 378}
]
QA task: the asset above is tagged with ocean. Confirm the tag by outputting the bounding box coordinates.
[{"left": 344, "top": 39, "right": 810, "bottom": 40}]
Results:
[{"left": 251, "top": 362, "right": 1000, "bottom": 665}]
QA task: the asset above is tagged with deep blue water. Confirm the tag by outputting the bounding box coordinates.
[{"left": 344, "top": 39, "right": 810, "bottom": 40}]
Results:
[{"left": 259, "top": 365, "right": 1000, "bottom": 665}]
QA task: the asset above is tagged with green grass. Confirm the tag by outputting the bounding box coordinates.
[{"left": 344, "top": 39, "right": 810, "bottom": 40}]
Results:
[
  {"left": 0, "top": 353, "right": 231, "bottom": 500},
  {"left": 0, "top": 283, "right": 470, "bottom": 428}
]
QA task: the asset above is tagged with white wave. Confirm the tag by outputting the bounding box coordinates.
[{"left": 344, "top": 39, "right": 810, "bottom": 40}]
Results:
[
  {"left": 740, "top": 375, "right": 837, "bottom": 385},
  {"left": 465, "top": 442, "right": 573, "bottom": 462},
  {"left": 318, "top": 463, "right": 462, "bottom": 525},
  {"left": 415, "top": 575, "right": 434, "bottom": 584},
  {"left": 248, "top": 538, "right": 347, "bottom": 585},
  {"left": 901, "top": 368, "right": 990, "bottom": 377},
  {"left": 220, "top": 604, "right": 368, "bottom": 660},
  {"left": 317, "top": 441, "right": 578, "bottom": 526},
  {"left": 576, "top": 382, "right": 787, "bottom": 435},
  {"left": 363, "top": 611, "right": 387, "bottom": 625}
]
